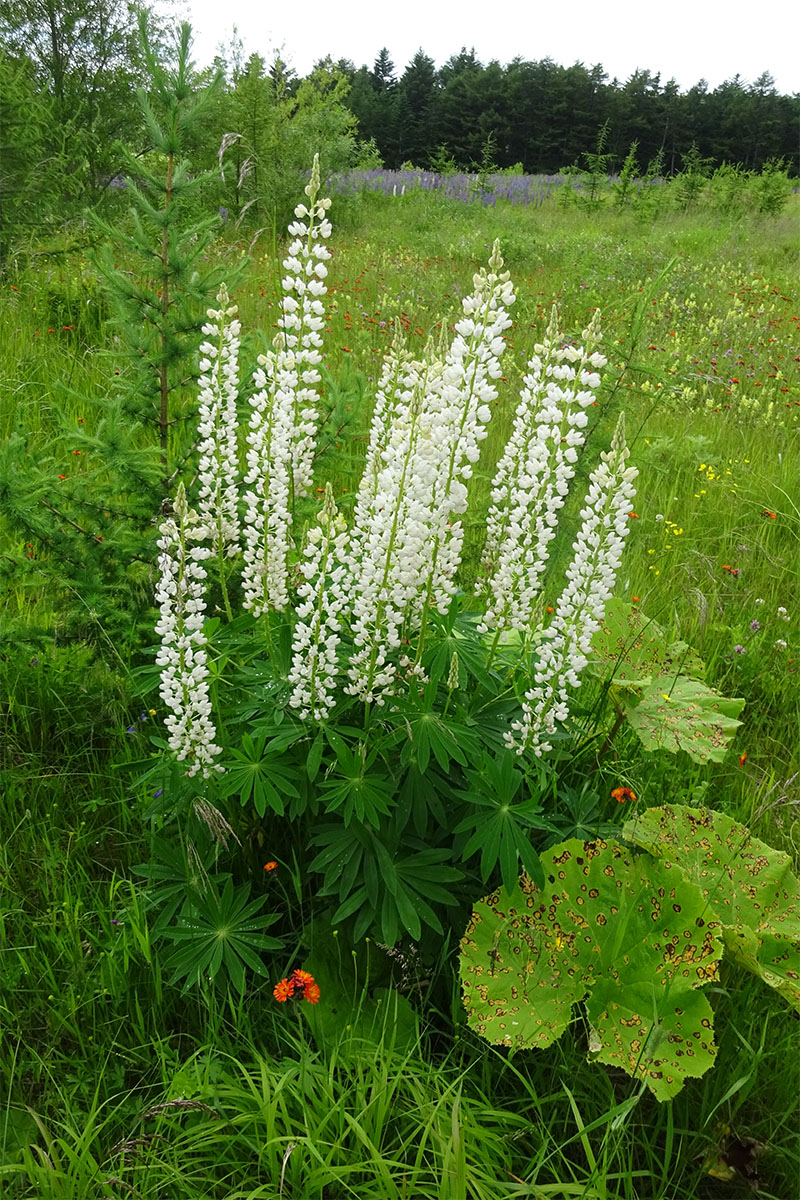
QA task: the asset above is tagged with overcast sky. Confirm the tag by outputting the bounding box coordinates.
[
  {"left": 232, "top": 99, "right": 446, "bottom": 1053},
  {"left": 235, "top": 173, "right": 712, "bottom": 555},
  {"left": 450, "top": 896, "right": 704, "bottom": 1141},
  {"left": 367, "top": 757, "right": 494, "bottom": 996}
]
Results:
[{"left": 177, "top": 0, "right": 798, "bottom": 94}]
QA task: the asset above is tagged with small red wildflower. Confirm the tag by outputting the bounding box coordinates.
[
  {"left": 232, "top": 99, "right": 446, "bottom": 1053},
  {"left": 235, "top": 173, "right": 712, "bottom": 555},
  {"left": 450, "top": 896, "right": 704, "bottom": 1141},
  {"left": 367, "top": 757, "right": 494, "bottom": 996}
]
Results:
[
  {"left": 273, "top": 978, "right": 294, "bottom": 1002},
  {"left": 263, "top": 861, "right": 277, "bottom": 871},
  {"left": 739, "top": 753, "right": 747, "bottom": 767},
  {"left": 545, "top": 605, "right": 555, "bottom": 614},
  {"left": 631, "top": 595, "right": 641, "bottom": 604},
  {"left": 276, "top": 968, "right": 320, "bottom": 1004},
  {"left": 611, "top": 786, "right": 637, "bottom": 803},
  {"left": 761, "top": 510, "right": 777, "bottom": 519},
  {"left": 628, "top": 511, "right": 639, "bottom": 519}
]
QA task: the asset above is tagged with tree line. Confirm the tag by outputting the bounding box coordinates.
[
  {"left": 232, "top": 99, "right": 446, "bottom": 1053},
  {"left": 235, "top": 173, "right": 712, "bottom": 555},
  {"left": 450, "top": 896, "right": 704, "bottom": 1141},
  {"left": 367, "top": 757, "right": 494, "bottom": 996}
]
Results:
[
  {"left": 343, "top": 49, "right": 798, "bottom": 177},
  {"left": 1, "top": 0, "right": 797, "bottom": 257}
]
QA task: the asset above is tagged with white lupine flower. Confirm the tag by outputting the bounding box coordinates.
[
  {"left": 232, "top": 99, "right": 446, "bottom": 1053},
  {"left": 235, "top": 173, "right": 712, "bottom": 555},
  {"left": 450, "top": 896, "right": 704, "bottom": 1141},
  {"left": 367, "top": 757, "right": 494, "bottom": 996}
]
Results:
[
  {"left": 507, "top": 414, "right": 638, "bottom": 756},
  {"left": 241, "top": 349, "right": 296, "bottom": 614},
  {"left": 348, "top": 332, "right": 413, "bottom": 568},
  {"left": 345, "top": 242, "right": 515, "bottom": 702},
  {"left": 346, "top": 361, "right": 432, "bottom": 702},
  {"left": 196, "top": 284, "right": 241, "bottom": 557},
  {"left": 288, "top": 483, "right": 350, "bottom": 719},
  {"left": 278, "top": 152, "right": 332, "bottom": 498},
  {"left": 408, "top": 241, "right": 516, "bottom": 622},
  {"left": 154, "top": 483, "right": 223, "bottom": 778},
  {"left": 240, "top": 157, "right": 332, "bottom": 614},
  {"left": 480, "top": 307, "right": 606, "bottom": 636}
]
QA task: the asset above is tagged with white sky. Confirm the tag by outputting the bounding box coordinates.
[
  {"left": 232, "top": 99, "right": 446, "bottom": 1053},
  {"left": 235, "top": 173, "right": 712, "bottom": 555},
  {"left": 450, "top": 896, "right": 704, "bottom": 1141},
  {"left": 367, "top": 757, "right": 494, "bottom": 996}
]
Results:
[{"left": 178, "top": 0, "right": 798, "bottom": 94}]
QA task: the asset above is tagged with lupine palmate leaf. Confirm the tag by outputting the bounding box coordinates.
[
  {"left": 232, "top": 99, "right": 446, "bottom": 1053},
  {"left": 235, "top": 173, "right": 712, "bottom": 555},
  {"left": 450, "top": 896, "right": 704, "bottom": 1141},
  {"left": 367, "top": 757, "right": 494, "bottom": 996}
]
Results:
[
  {"left": 460, "top": 838, "right": 722, "bottom": 1099},
  {"left": 623, "top": 804, "right": 800, "bottom": 1010},
  {"left": 626, "top": 676, "right": 744, "bottom": 763}
]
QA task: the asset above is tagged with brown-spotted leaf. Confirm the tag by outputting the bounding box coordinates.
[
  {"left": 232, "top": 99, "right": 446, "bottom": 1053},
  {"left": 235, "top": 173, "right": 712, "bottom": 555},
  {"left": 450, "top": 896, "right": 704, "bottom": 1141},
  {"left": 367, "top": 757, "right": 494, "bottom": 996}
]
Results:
[
  {"left": 626, "top": 675, "right": 744, "bottom": 764},
  {"left": 623, "top": 804, "right": 800, "bottom": 1010},
  {"left": 460, "top": 838, "right": 723, "bottom": 1099},
  {"left": 589, "top": 598, "right": 673, "bottom": 689},
  {"left": 664, "top": 639, "right": 705, "bottom": 679},
  {"left": 587, "top": 978, "right": 717, "bottom": 1100}
]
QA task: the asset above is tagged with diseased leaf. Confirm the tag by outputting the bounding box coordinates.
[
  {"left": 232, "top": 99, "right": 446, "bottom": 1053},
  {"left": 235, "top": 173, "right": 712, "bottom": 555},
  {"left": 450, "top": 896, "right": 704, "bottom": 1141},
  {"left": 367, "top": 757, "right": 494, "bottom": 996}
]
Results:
[
  {"left": 623, "top": 804, "right": 800, "bottom": 1010},
  {"left": 664, "top": 639, "right": 704, "bottom": 679},
  {"left": 626, "top": 675, "right": 744, "bottom": 763},
  {"left": 460, "top": 838, "right": 722, "bottom": 1099},
  {"left": 589, "top": 598, "right": 677, "bottom": 688}
]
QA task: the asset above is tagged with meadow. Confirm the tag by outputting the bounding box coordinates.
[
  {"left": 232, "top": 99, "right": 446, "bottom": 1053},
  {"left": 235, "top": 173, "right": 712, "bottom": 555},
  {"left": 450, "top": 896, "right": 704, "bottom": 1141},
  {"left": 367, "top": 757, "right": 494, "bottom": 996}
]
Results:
[{"left": 1, "top": 181, "right": 799, "bottom": 1199}]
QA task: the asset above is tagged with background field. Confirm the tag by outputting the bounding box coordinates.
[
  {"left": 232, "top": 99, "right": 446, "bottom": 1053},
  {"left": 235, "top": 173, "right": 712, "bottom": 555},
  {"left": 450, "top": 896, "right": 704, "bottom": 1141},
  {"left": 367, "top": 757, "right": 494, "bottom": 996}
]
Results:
[{"left": 1, "top": 188, "right": 799, "bottom": 1197}]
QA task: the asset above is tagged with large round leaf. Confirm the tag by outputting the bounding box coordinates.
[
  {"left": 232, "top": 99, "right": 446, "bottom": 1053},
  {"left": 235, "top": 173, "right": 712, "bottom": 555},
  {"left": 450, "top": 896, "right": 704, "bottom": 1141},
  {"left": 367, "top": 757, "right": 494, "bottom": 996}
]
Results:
[
  {"left": 623, "top": 804, "right": 800, "bottom": 1010},
  {"left": 590, "top": 598, "right": 673, "bottom": 688},
  {"left": 626, "top": 675, "right": 744, "bottom": 764},
  {"left": 460, "top": 838, "right": 722, "bottom": 1099}
]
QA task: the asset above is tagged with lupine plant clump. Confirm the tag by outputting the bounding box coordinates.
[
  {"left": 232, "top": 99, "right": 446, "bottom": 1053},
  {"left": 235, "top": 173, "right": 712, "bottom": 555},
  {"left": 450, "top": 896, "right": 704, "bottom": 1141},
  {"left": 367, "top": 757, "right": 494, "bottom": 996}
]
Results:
[
  {"left": 155, "top": 167, "right": 635, "bottom": 782},
  {"left": 148, "top": 159, "right": 798, "bottom": 1098}
]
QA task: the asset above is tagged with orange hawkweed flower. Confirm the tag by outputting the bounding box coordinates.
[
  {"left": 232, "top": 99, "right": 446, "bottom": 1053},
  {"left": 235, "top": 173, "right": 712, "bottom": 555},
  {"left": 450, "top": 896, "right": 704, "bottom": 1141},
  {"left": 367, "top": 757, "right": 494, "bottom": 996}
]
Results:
[
  {"left": 631, "top": 595, "right": 640, "bottom": 603},
  {"left": 739, "top": 753, "right": 747, "bottom": 767},
  {"left": 263, "top": 861, "right": 277, "bottom": 871},
  {"left": 291, "top": 969, "right": 315, "bottom": 989},
  {"left": 611, "top": 786, "right": 637, "bottom": 803},
  {"left": 305, "top": 982, "right": 321, "bottom": 1004},
  {"left": 273, "top": 978, "right": 294, "bottom": 1002}
]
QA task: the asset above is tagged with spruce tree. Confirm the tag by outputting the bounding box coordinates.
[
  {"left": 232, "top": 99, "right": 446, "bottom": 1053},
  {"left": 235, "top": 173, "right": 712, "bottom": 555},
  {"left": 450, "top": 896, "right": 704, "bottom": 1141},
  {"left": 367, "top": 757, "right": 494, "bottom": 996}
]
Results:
[
  {"left": 92, "top": 13, "right": 230, "bottom": 491},
  {"left": 0, "top": 18, "right": 234, "bottom": 648}
]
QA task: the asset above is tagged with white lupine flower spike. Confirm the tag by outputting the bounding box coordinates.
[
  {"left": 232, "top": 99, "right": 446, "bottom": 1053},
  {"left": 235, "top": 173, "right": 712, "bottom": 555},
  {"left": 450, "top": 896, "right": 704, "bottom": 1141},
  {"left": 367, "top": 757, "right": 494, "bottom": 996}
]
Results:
[
  {"left": 241, "top": 347, "right": 297, "bottom": 614},
  {"left": 507, "top": 413, "right": 638, "bottom": 756},
  {"left": 241, "top": 156, "right": 332, "bottom": 617},
  {"left": 480, "top": 306, "right": 607, "bottom": 643},
  {"left": 196, "top": 283, "right": 242, "bottom": 619},
  {"left": 288, "top": 483, "right": 350, "bottom": 720},
  {"left": 155, "top": 483, "right": 223, "bottom": 778},
  {"left": 282, "top": 152, "right": 332, "bottom": 497},
  {"left": 420, "top": 240, "right": 516, "bottom": 622}
]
